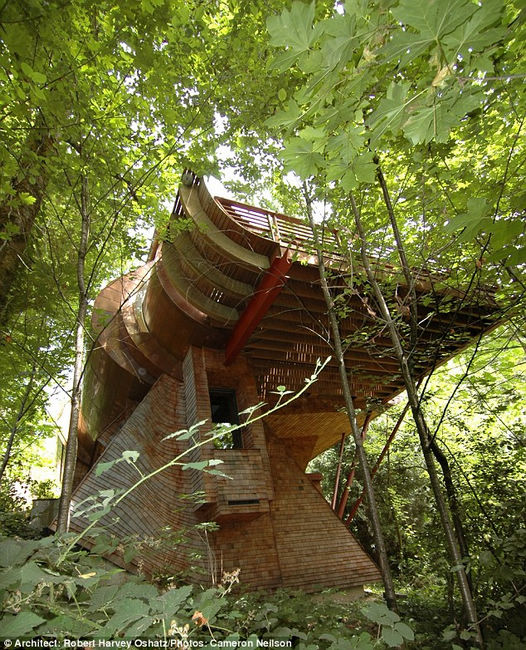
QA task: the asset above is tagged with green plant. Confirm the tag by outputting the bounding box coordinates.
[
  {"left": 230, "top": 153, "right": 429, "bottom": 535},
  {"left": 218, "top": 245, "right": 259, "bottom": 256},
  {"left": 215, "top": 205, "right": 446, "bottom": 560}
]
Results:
[
  {"left": 0, "top": 477, "right": 54, "bottom": 539},
  {"left": 0, "top": 480, "right": 34, "bottom": 538}
]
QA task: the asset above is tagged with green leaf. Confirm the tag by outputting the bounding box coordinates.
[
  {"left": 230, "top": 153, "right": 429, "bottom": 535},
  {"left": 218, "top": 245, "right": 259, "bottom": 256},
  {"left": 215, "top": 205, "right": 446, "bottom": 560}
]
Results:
[
  {"left": 394, "top": 621, "right": 415, "bottom": 641},
  {"left": 267, "top": 1, "right": 316, "bottom": 53},
  {"left": 362, "top": 602, "right": 400, "bottom": 625},
  {"left": 154, "top": 584, "right": 193, "bottom": 616},
  {"left": 367, "top": 82, "right": 410, "bottom": 142},
  {"left": 0, "top": 567, "right": 20, "bottom": 590},
  {"left": 37, "top": 614, "right": 97, "bottom": 637},
  {"left": 94, "top": 459, "right": 119, "bottom": 476},
  {"left": 88, "top": 584, "right": 120, "bottom": 611},
  {"left": 389, "top": 0, "right": 476, "bottom": 64},
  {"left": 122, "top": 449, "right": 140, "bottom": 463},
  {"left": 443, "top": 0, "right": 505, "bottom": 59},
  {"left": 19, "top": 192, "right": 37, "bottom": 205},
  {"left": 1, "top": 611, "right": 46, "bottom": 636},
  {"left": 353, "top": 151, "right": 377, "bottom": 183},
  {"left": 182, "top": 460, "right": 209, "bottom": 471},
  {"left": 281, "top": 136, "right": 325, "bottom": 179},
  {"left": 123, "top": 615, "right": 156, "bottom": 637},
  {"left": 404, "top": 85, "right": 481, "bottom": 144},
  {"left": 95, "top": 597, "right": 150, "bottom": 636},
  {"left": 381, "top": 31, "right": 433, "bottom": 66},
  {"left": 163, "top": 419, "right": 207, "bottom": 441},
  {"left": 118, "top": 581, "right": 159, "bottom": 601},
  {"left": 19, "top": 561, "right": 58, "bottom": 591},
  {"left": 381, "top": 625, "right": 404, "bottom": 647},
  {"left": 19, "top": 61, "right": 46, "bottom": 84},
  {"left": 31, "top": 70, "right": 47, "bottom": 84},
  {"left": 0, "top": 538, "right": 39, "bottom": 568},
  {"left": 20, "top": 61, "right": 34, "bottom": 78},
  {"left": 445, "top": 197, "right": 492, "bottom": 238},
  {"left": 443, "top": 625, "right": 457, "bottom": 641}
]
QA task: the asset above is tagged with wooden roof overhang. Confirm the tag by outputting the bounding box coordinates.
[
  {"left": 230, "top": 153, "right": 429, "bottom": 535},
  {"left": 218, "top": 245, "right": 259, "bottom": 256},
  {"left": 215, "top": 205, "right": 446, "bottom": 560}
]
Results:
[{"left": 80, "top": 172, "right": 500, "bottom": 464}]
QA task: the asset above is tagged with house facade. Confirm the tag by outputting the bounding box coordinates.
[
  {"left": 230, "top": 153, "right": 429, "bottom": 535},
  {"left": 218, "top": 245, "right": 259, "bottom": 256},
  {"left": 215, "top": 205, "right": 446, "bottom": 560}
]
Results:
[{"left": 68, "top": 173, "right": 496, "bottom": 590}]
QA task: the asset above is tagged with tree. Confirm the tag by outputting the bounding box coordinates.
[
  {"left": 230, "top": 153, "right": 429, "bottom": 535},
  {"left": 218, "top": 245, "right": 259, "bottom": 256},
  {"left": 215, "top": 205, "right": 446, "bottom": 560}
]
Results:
[
  {"left": 264, "top": 0, "right": 525, "bottom": 643},
  {"left": 1, "top": 0, "right": 300, "bottom": 526},
  {"left": 304, "top": 182, "right": 398, "bottom": 611}
]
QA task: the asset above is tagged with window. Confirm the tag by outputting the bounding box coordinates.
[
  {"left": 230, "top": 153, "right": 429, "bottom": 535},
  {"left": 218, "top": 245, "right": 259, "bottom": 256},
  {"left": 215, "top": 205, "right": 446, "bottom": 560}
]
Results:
[{"left": 209, "top": 388, "right": 243, "bottom": 449}]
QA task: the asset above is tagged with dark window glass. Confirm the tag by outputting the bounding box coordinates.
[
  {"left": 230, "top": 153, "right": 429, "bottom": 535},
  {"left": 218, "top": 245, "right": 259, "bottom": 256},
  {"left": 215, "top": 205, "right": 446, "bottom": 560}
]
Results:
[{"left": 209, "top": 388, "right": 243, "bottom": 449}]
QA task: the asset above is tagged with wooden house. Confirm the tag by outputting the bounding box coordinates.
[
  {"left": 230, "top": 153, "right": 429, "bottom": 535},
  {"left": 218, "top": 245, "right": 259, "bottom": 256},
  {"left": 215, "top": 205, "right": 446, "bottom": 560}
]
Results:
[{"left": 68, "top": 173, "right": 498, "bottom": 591}]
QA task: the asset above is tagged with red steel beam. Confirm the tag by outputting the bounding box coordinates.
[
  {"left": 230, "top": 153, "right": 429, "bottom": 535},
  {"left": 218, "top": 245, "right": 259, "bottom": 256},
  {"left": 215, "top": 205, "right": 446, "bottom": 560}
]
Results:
[
  {"left": 345, "top": 392, "right": 415, "bottom": 524},
  {"left": 225, "top": 253, "right": 293, "bottom": 365},
  {"left": 331, "top": 432, "right": 346, "bottom": 511},
  {"left": 336, "top": 413, "right": 372, "bottom": 520}
]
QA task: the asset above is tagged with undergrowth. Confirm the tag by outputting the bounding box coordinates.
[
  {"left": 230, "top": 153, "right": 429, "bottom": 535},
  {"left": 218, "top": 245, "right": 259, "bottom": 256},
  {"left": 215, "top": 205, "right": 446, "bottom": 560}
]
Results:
[{"left": 0, "top": 534, "right": 524, "bottom": 649}]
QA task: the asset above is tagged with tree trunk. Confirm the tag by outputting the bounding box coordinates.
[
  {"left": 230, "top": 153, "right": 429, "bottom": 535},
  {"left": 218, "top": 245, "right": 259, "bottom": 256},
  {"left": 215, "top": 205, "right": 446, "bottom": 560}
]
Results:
[
  {"left": 304, "top": 185, "right": 398, "bottom": 612},
  {"left": 374, "top": 164, "right": 480, "bottom": 613},
  {"left": 0, "top": 364, "right": 37, "bottom": 482},
  {"left": 349, "top": 192, "right": 483, "bottom": 645},
  {"left": 430, "top": 440, "right": 473, "bottom": 577},
  {"left": 0, "top": 124, "right": 53, "bottom": 320},
  {"left": 56, "top": 176, "right": 89, "bottom": 533}
]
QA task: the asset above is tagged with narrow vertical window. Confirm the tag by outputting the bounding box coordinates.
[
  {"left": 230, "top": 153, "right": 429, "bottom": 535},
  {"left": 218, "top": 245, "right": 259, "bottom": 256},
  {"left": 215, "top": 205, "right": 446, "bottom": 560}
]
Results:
[{"left": 209, "top": 388, "right": 243, "bottom": 449}]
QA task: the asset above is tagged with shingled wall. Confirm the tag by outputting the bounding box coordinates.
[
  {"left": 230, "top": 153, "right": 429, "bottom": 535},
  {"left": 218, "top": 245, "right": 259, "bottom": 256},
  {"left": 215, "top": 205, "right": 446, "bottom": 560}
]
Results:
[{"left": 69, "top": 348, "right": 380, "bottom": 591}]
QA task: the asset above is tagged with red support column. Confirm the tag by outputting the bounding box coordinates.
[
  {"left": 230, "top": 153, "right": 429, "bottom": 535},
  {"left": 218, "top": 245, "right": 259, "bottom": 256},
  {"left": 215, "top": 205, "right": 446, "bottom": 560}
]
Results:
[
  {"left": 331, "top": 432, "right": 347, "bottom": 510},
  {"left": 345, "top": 399, "right": 411, "bottom": 524},
  {"left": 336, "top": 413, "right": 372, "bottom": 519},
  {"left": 224, "top": 253, "right": 293, "bottom": 365}
]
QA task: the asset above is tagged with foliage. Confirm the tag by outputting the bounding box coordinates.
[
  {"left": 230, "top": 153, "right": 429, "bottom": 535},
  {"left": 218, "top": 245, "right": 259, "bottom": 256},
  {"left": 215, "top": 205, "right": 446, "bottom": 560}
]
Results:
[
  {"left": 0, "top": 477, "right": 57, "bottom": 539},
  {"left": 309, "top": 321, "right": 526, "bottom": 642},
  {"left": 1, "top": 532, "right": 523, "bottom": 647},
  {"left": 265, "top": 0, "right": 525, "bottom": 284},
  {"left": 0, "top": 0, "right": 293, "bottom": 489},
  {"left": 0, "top": 531, "right": 413, "bottom": 647}
]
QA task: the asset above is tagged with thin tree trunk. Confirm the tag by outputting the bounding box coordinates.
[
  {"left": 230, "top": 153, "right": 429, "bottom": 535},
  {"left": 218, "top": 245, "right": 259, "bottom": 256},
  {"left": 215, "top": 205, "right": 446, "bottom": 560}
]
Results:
[
  {"left": 349, "top": 192, "right": 483, "bottom": 645},
  {"left": 346, "top": 399, "right": 411, "bottom": 523},
  {"left": 304, "top": 185, "right": 398, "bottom": 612},
  {"left": 429, "top": 440, "right": 472, "bottom": 571},
  {"left": 56, "top": 175, "right": 89, "bottom": 533},
  {"left": 0, "top": 364, "right": 37, "bottom": 481},
  {"left": 374, "top": 161, "right": 418, "bottom": 348},
  {"left": 376, "top": 163, "right": 477, "bottom": 593}
]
